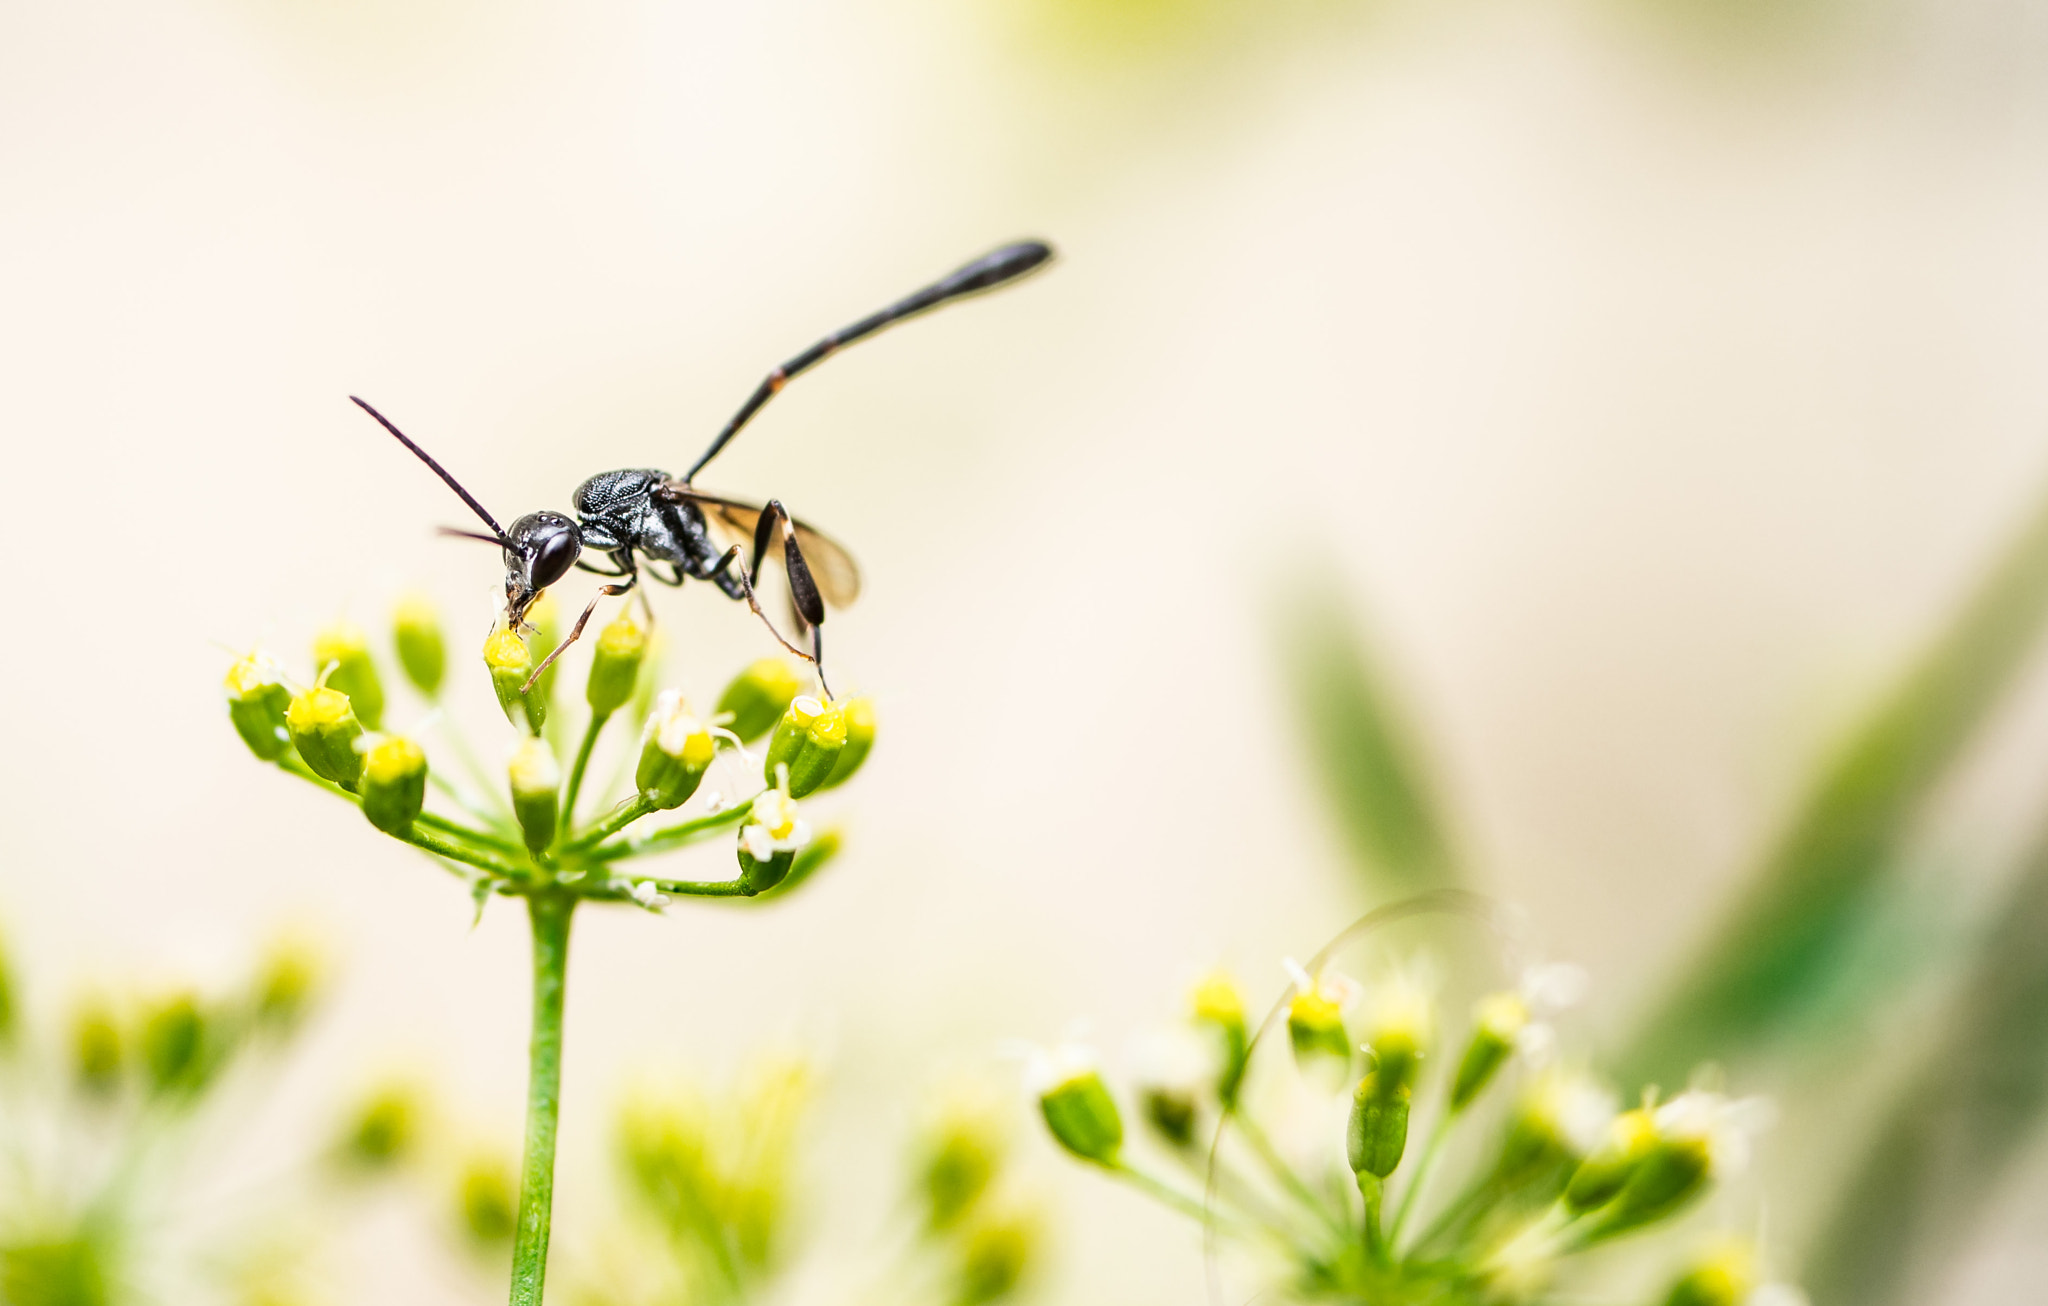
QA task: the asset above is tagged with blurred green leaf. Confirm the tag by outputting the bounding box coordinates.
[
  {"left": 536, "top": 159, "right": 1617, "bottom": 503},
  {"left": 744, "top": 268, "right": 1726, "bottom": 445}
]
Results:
[
  {"left": 1273, "top": 582, "right": 1460, "bottom": 896},
  {"left": 1801, "top": 811, "right": 2048, "bottom": 1306},
  {"left": 1621, "top": 473, "right": 2048, "bottom": 1088}
]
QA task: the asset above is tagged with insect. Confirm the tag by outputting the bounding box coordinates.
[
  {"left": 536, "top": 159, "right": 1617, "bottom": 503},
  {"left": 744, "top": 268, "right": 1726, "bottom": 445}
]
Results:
[{"left": 351, "top": 239, "right": 1055, "bottom": 696}]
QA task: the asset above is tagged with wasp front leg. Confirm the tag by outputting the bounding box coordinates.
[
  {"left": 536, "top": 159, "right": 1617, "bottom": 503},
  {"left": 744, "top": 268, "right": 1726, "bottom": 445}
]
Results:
[{"left": 523, "top": 559, "right": 639, "bottom": 694}]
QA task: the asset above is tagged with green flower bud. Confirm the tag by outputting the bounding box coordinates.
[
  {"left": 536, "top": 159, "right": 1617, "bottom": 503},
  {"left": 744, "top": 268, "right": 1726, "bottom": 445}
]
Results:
[
  {"left": 252, "top": 934, "right": 323, "bottom": 1033},
  {"left": 1038, "top": 1060, "right": 1122, "bottom": 1166},
  {"left": 762, "top": 696, "right": 846, "bottom": 797},
  {"left": 508, "top": 737, "right": 560, "bottom": 856},
  {"left": 1495, "top": 1068, "right": 1615, "bottom": 1185},
  {"left": 0, "top": 931, "right": 14, "bottom": 1051},
  {"left": 1564, "top": 1106, "right": 1658, "bottom": 1214},
  {"left": 919, "top": 1083, "right": 1007, "bottom": 1231},
  {"left": 636, "top": 690, "right": 716, "bottom": 810},
  {"left": 1660, "top": 1241, "right": 1759, "bottom": 1306},
  {"left": 312, "top": 621, "right": 385, "bottom": 730},
  {"left": 1605, "top": 1133, "right": 1712, "bottom": 1231},
  {"left": 717, "top": 657, "right": 804, "bottom": 743},
  {"left": 1347, "top": 1073, "right": 1411, "bottom": 1178},
  {"left": 484, "top": 627, "right": 545, "bottom": 734},
  {"left": 957, "top": 1210, "right": 1038, "bottom": 1306},
  {"left": 287, "top": 687, "right": 365, "bottom": 790},
  {"left": 392, "top": 592, "right": 447, "bottom": 697},
  {"left": 72, "top": 997, "right": 122, "bottom": 1095},
  {"left": 1361, "top": 975, "right": 1432, "bottom": 1096},
  {"left": 337, "top": 1081, "right": 421, "bottom": 1172},
  {"left": 1143, "top": 1087, "right": 1198, "bottom": 1148},
  {"left": 1288, "top": 983, "right": 1352, "bottom": 1079},
  {"left": 1192, "top": 970, "right": 1250, "bottom": 1105},
  {"left": 361, "top": 735, "right": 428, "bottom": 836},
  {"left": 1450, "top": 991, "right": 1527, "bottom": 1111},
  {"left": 586, "top": 610, "right": 649, "bottom": 716},
  {"left": 458, "top": 1153, "right": 519, "bottom": 1246},
  {"left": 139, "top": 992, "right": 207, "bottom": 1095},
  {"left": 737, "top": 787, "right": 811, "bottom": 894},
  {"left": 224, "top": 652, "right": 294, "bottom": 760},
  {"left": 526, "top": 590, "right": 563, "bottom": 706},
  {"left": 816, "top": 695, "right": 875, "bottom": 789}
]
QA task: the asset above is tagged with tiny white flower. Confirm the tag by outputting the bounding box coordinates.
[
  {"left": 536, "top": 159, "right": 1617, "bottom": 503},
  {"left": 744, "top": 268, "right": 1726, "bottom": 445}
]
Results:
[
  {"left": 1519, "top": 962, "right": 1588, "bottom": 1013},
  {"left": 627, "top": 880, "right": 668, "bottom": 910},
  {"left": 741, "top": 786, "right": 812, "bottom": 861}
]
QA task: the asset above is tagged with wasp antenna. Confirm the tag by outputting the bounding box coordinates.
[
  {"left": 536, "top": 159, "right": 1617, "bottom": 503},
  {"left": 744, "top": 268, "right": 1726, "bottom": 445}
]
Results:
[
  {"left": 351, "top": 396, "right": 513, "bottom": 546},
  {"left": 684, "top": 239, "right": 1058, "bottom": 482},
  {"left": 437, "top": 526, "right": 509, "bottom": 546}
]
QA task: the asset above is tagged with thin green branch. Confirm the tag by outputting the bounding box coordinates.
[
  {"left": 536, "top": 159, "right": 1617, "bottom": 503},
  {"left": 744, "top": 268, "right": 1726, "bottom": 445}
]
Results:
[
  {"left": 586, "top": 800, "right": 754, "bottom": 862},
  {"left": 560, "top": 710, "right": 612, "bottom": 835},
  {"left": 398, "top": 825, "right": 527, "bottom": 880},
  {"left": 1231, "top": 1108, "right": 1349, "bottom": 1240},
  {"left": 566, "top": 795, "right": 657, "bottom": 853},
  {"left": 1387, "top": 1111, "right": 1454, "bottom": 1252},
  {"left": 509, "top": 893, "right": 574, "bottom": 1306}
]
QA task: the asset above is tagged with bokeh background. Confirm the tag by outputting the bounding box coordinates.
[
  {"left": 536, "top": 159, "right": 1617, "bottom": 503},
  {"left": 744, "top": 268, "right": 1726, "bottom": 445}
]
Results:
[{"left": 6, "top": 0, "right": 2048, "bottom": 1301}]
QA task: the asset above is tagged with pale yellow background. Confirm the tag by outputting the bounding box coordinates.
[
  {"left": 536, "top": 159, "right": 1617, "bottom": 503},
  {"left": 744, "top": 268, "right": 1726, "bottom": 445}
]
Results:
[{"left": 4, "top": 1, "right": 2048, "bottom": 1301}]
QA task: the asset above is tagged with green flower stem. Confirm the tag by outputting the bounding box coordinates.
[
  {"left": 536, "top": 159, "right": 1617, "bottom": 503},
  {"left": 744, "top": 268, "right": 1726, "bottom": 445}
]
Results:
[
  {"left": 1412, "top": 1172, "right": 1498, "bottom": 1256},
  {"left": 400, "top": 825, "right": 527, "bottom": 880},
  {"left": 509, "top": 891, "right": 574, "bottom": 1306},
  {"left": 1112, "top": 1160, "right": 1227, "bottom": 1227},
  {"left": 1232, "top": 1108, "right": 1348, "bottom": 1240},
  {"left": 444, "top": 720, "right": 517, "bottom": 824},
  {"left": 1387, "top": 1111, "right": 1454, "bottom": 1252},
  {"left": 559, "top": 710, "right": 611, "bottom": 834},
  {"left": 1358, "top": 1173, "right": 1385, "bottom": 1259},
  {"left": 566, "top": 795, "right": 657, "bottom": 852},
  {"left": 588, "top": 801, "right": 753, "bottom": 862},
  {"left": 426, "top": 770, "right": 501, "bottom": 825},
  {"left": 649, "top": 876, "right": 753, "bottom": 898},
  {"left": 417, "top": 811, "right": 521, "bottom": 854}
]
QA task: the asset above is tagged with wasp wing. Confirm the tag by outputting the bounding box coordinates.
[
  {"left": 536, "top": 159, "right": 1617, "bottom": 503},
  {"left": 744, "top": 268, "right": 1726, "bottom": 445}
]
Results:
[{"left": 658, "top": 484, "right": 863, "bottom": 609}]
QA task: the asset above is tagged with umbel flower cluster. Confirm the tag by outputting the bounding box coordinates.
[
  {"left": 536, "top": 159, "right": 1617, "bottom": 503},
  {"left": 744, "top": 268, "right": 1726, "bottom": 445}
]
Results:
[
  {"left": 1029, "top": 954, "right": 1801, "bottom": 1306},
  {"left": 224, "top": 591, "right": 872, "bottom": 1306},
  {"left": 224, "top": 595, "right": 870, "bottom": 910}
]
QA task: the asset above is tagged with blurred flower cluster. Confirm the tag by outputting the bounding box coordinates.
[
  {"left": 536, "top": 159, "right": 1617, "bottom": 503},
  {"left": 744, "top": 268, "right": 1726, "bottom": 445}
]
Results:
[
  {"left": 0, "top": 924, "right": 328, "bottom": 1305},
  {"left": 225, "top": 592, "right": 870, "bottom": 912},
  {"left": 548, "top": 1063, "right": 1041, "bottom": 1306},
  {"left": 1030, "top": 951, "right": 1799, "bottom": 1306}
]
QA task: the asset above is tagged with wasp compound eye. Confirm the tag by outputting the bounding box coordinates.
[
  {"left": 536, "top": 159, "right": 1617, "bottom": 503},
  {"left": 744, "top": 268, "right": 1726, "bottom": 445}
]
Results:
[{"left": 507, "top": 512, "right": 582, "bottom": 593}]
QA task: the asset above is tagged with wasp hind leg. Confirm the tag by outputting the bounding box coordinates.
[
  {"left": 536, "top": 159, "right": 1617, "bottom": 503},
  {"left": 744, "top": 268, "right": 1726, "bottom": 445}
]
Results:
[{"left": 718, "top": 500, "right": 835, "bottom": 699}]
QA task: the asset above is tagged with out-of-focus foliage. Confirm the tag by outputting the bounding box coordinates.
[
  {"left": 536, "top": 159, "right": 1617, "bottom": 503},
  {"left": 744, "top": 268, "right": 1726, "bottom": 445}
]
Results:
[
  {"left": 1802, "top": 814, "right": 2048, "bottom": 1306},
  {"left": 1622, "top": 473, "right": 2048, "bottom": 1088},
  {"left": 1274, "top": 584, "right": 1461, "bottom": 897},
  {"left": 1278, "top": 474, "right": 2048, "bottom": 1306}
]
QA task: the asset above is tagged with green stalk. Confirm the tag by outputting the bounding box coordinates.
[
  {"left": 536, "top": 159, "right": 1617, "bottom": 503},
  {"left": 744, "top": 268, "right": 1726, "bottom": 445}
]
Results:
[
  {"left": 1387, "top": 1111, "right": 1453, "bottom": 1252},
  {"left": 560, "top": 710, "right": 611, "bottom": 834},
  {"left": 509, "top": 892, "right": 574, "bottom": 1306},
  {"left": 566, "top": 795, "right": 657, "bottom": 852},
  {"left": 588, "top": 802, "right": 754, "bottom": 862}
]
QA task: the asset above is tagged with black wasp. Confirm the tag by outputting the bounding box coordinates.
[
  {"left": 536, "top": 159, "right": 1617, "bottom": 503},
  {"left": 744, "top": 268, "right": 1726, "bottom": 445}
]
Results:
[{"left": 352, "top": 239, "right": 1054, "bottom": 696}]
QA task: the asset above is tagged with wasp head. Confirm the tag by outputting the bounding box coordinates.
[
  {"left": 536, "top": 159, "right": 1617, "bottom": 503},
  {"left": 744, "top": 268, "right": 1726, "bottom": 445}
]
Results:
[{"left": 503, "top": 511, "right": 581, "bottom": 626}]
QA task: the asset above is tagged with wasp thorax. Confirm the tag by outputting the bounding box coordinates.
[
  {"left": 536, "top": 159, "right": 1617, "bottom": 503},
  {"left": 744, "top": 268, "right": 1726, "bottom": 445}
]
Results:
[{"left": 503, "top": 511, "right": 581, "bottom": 620}]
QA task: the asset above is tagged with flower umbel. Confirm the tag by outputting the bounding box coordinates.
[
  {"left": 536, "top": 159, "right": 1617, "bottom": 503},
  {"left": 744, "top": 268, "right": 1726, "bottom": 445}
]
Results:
[
  {"left": 226, "top": 588, "right": 873, "bottom": 1306},
  {"left": 1027, "top": 942, "right": 1788, "bottom": 1306}
]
